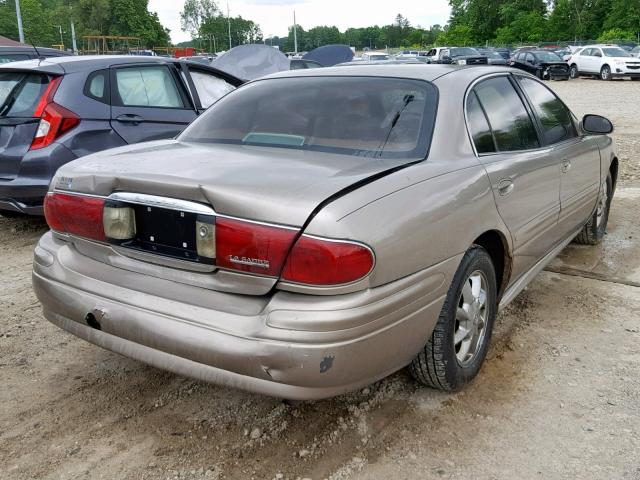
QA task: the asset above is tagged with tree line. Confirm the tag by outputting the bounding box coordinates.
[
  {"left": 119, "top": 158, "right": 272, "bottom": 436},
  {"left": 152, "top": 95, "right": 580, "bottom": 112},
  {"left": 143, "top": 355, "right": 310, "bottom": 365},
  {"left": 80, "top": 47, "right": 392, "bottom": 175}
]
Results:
[
  {"left": 0, "top": 0, "right": 169, "bottom": 49},
  {"left": 445, "top": 0, "right": 640, "bottom": 46},
  {"left": 181, "top": 0, "right": 639, "bottom": 52}
]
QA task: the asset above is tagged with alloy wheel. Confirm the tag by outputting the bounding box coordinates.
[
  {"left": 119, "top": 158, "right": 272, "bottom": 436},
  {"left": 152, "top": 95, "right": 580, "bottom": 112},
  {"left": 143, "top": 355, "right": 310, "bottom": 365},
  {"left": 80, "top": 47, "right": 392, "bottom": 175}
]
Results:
[
  {"left": 596, "top": 180, "right": 609, "bottom": 228},
  {"left": 454, "top": 270, "right": 489, "bottom": 366}
]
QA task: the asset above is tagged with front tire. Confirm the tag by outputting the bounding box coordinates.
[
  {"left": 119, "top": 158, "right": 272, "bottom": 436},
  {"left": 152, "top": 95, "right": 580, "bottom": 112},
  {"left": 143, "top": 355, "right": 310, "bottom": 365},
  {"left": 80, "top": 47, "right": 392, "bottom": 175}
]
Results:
[
  {"left": 410, "top": 246, "right": 497, "bottom": 391},
  {"left": 600, "top": 65, "right": 612, "bottom": 81},
  {"left": 574, "top": 172, "right": 613, "bottom": 245},
  {"left": 569, "top": 64, "right": 579, "bottom": 79}
]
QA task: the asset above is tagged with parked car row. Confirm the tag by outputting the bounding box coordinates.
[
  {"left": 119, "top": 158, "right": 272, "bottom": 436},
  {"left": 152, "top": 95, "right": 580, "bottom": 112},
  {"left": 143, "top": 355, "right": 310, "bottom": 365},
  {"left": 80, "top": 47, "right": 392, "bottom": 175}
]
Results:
[{"left": 0, "top": 40, "right": 632, "bottom": 218}]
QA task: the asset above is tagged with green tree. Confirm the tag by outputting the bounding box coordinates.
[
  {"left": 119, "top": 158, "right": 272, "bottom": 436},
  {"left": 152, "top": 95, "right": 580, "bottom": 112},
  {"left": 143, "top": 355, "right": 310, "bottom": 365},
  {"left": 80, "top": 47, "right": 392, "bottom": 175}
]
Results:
[
  {"left": 180, "top": 0, "right": 218, "bottom": 39},
  {"left": 436, "top": 24, "right": 475, "bottom": 45},
  {"left": 495, "top": 11, "right": 547, "bottom": 44},
  {"left": 603, "top": 0, "right": 640, "bottom": 41},
  {"left": 598, "top": 28, "right": 635, "bottom": 41}
]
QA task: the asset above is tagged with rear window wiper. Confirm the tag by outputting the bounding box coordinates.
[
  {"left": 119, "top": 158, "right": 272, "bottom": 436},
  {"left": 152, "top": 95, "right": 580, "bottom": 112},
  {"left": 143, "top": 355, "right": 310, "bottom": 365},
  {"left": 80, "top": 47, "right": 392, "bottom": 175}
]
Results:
[
  {"left": 0, "top": 76, "right": 28, "bottom": 117},
  {"left": 373, "top": 94, "right": 415, "bottom": 157}
]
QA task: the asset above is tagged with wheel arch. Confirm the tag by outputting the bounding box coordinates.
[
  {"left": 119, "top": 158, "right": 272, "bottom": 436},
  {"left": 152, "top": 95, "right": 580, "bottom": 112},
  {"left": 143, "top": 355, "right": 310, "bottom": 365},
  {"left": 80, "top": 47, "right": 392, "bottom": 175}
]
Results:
[
  {"left": 472, "top": 229, "right": 512, "bottom": 301},
  {"left": 609, "top": 156, "right": 619, "bottom": 191}
]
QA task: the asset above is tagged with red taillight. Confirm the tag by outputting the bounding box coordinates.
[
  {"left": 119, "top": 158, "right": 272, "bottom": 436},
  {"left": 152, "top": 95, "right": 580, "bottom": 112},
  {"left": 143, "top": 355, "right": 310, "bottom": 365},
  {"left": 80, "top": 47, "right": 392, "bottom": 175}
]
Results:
[
  {"left": 44, "top": 192, "right": 106, "bottom": 241},
  {"left": 282, "top": 236, "right": 374, "bottom": 286},
  {"left": 30, "top": 76, "right": 80, "bottom": 151},
  {"left": 215, "top": 217, "right": 298, "bottom": 276}
]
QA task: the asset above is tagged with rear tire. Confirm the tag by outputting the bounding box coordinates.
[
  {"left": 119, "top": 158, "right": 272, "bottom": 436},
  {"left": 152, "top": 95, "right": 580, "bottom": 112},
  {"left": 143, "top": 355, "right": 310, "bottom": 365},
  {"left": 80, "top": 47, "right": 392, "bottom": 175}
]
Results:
[
  {"left": 410, "top": 246, "right": 497, "bottom": 391},
  {"left": 0, "top": 211, "right": 25, "bottom": 218},
  {"left": 574, "top": 172, "right": 613, "bottom": 245},
  {"left": 569, "top": 64, "right": 579, "bottom": 79},
  {"left": 600, "top": 65, "right": 612, "bottom": 81}
]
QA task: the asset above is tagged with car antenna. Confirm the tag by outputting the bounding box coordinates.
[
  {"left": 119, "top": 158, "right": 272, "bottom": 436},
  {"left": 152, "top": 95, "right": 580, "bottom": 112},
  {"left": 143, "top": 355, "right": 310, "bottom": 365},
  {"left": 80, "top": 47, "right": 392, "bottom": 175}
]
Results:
[{"left": 29, "top": 40, "right": 46, "bottom": 64}]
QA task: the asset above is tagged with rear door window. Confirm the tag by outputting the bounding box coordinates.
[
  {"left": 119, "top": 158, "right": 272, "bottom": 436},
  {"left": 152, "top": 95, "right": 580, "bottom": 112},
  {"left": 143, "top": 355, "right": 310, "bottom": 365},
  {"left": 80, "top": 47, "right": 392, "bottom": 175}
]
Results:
[
  {"left": 473, "top": 76, "right": 540, "bottom": 152},
  {"left": 189, "top": 70, "right": 235, "bottom": 108},
  {"left": 114, "top": 66, "right": 185, "bottom": 108},
  {"left": 517, "top": 76, "right": 577, "bottom": 145},
  {"left": 0, "top": 72, "right": 50, "bottom": 118},
  {"left": 84, "top": 69, "right": 109, "bottom": 103},
  {"left": 466, "top": 91, "right": 496, "bottom": 154}
]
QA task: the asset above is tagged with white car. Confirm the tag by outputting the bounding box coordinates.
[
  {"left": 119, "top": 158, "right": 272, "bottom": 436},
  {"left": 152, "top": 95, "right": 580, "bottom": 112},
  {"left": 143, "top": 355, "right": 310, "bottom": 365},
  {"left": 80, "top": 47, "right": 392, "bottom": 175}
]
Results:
[
  {"left": 396, "top": 50, "right": 419, "bottom": 58},
  {"left": 568, "top": 44, "right": 640, "bottom": 80},
  {"left": 361, "top": 51, "right": 389, "bottom": 61}
]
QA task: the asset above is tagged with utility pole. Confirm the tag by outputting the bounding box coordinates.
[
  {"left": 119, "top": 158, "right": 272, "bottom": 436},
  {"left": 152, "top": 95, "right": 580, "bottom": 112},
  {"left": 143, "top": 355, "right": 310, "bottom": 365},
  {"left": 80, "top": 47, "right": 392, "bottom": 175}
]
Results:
[
  {"left": 15, "top": 0, "right": 25, "bottom": 43},
  {"left": 293, "top": 10, "right": 298, "bottom": 54},
  {"left": 227, "top": 1, "right": 232, "bottom": 50},
  {"left": 71, "top": 22, "right": 78, "bottom": 53},
  {"left": 55, "top": 25, "right": 64, "bottom": 49}
]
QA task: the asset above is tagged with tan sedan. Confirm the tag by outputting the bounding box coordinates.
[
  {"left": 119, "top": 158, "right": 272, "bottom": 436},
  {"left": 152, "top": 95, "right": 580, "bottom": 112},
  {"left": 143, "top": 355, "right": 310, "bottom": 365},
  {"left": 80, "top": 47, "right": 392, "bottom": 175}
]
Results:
[{"left": 33, "top": 65, "right": 617, "bottom": 399}]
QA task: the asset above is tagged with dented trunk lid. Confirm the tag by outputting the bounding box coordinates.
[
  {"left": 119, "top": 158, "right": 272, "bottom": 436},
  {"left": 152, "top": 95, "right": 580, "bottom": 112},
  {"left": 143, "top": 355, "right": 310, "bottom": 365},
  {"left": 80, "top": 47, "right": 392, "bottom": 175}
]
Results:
[{"left": 54, "top": 140, "right": 412, "bottom": 294}]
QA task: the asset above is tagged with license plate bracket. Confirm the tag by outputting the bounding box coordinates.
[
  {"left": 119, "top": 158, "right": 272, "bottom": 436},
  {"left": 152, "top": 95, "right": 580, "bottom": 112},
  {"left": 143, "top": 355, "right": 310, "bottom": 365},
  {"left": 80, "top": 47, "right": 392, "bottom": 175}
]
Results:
[{"left": 117, "top": 204, "right": 214, "bottom": 264}]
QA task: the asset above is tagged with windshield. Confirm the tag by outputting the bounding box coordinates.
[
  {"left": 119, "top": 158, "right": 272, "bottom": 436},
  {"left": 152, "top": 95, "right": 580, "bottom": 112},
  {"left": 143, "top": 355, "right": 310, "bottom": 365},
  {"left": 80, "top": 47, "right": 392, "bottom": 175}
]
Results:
[
  {"left": 603, "top": 48, "right": 631, "bottom": 57},
  {"left": 180, "top": 76, "right": 437, "bottom": 160},
  {"left": 0, "top": 72, "right": 50, "bottom": 118},
  {"left": 451, "top": 47, "right": 480, "bottom": 57},
  {"left": 534, "top": 51, "right": 563, "bottom": 62}
]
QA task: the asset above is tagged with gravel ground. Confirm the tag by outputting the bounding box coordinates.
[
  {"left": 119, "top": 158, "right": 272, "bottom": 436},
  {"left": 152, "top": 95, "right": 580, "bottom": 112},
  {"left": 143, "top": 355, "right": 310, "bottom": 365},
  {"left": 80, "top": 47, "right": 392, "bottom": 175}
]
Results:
[{"left": 0, "top": 78, "right": 639, "bottom": 480}]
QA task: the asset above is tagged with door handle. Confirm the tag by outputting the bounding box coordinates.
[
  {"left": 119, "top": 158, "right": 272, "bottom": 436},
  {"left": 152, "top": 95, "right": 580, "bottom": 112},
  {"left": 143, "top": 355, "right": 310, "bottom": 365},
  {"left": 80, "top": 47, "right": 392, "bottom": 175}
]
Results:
[
  {"left": 561, "top": 160, "right": 571, "bottom": 173},
  {"left": 116, "top": 114, "right": 144, "bottom": 124},
  {"left": 497, "top": 179, "right": 514, "bottom": 197}
]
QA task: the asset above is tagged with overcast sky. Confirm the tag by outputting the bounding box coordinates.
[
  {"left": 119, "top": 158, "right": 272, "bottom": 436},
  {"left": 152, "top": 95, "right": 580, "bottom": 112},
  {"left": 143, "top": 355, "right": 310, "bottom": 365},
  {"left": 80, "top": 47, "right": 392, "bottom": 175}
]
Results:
[{"left": 148, "top": 0, "right": 451, "bottom": 44}]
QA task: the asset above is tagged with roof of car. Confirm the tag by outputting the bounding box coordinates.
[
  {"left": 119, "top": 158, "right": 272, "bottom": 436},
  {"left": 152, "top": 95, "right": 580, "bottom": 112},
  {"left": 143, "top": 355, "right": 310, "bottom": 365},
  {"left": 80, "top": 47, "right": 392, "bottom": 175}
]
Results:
[
  {"left": 263, "top": 64, "right": 514, "bottom": 83},
  {"left": 0, "top": 45, "right": 71, "bottom": 56},
  {"left": 0, "top": 54, "right": 244, "bottom": 84},
  {"left": 583, "top": 44, "right": 621, "bottom": 48}
]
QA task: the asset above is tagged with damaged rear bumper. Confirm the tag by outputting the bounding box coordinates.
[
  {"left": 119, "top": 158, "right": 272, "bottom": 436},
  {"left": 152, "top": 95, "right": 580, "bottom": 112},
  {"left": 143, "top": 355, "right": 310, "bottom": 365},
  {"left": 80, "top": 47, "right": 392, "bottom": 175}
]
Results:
[{"left": 32, "top": 232, "right": 457, "bottom": 400}]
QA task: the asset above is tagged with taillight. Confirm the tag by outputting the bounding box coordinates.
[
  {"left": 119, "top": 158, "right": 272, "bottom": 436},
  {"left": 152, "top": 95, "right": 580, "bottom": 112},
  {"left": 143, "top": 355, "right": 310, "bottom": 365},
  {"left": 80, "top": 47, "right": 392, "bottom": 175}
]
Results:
[
  {"left": 215, "top": 217, "right": 297, "bottom": 277},
  {"left": 281, "top": 235, "right": 374, "bottom": 286},
  {"left": 44, "top": 192, "right": 106, "bottom": 241},
  {"left": 30, "top": 76, "right": 80, "bottom": 151}
]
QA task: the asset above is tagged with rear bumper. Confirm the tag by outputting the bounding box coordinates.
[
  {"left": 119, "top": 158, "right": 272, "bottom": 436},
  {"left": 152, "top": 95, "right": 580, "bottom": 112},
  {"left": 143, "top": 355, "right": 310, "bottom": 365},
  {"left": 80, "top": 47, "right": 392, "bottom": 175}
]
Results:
[
  {"left": 33, "top": 232, "right": 458, "bottom": 400},
  {"left": 0, "top": 178, "right": 49, "bottom": 214},
  {"left": 0, "top": 142, "right": 76, "bottom": 215}
]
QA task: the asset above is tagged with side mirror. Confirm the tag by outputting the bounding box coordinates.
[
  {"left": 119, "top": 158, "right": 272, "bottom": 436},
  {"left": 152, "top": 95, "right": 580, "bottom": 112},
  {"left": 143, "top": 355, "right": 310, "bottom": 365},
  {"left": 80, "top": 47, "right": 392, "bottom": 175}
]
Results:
[{"left": 582, "top": 114, "right": 613, "bottom": 134}]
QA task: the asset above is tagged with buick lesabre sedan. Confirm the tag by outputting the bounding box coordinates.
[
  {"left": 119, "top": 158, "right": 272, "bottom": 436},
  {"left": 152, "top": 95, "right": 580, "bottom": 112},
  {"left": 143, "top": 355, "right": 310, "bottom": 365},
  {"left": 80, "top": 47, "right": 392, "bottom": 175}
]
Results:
[{"left": 33, "top": 65, "right": 617, "bottom": 400}]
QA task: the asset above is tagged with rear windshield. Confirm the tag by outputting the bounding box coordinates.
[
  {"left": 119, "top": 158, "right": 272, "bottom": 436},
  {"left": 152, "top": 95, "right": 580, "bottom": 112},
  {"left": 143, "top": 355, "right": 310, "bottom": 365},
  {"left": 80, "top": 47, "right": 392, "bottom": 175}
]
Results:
[
  {"left": 534, "top": 51, "right": 563, "bottom": 62},
  {"left": 0, "top": 72, "right": 50, "bottom": 118},
  {"left": 180, "top": 76, "right": 437, "bottom": 159},
  {"left": 451, "top": 47, "right": 480, "bottom": 57}
]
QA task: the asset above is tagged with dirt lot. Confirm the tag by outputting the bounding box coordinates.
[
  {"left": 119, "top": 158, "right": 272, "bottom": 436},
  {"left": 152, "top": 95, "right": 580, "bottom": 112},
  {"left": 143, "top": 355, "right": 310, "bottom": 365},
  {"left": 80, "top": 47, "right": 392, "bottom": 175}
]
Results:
[{"left": 1, "top": 78, "right": 639, "bottom": 480}]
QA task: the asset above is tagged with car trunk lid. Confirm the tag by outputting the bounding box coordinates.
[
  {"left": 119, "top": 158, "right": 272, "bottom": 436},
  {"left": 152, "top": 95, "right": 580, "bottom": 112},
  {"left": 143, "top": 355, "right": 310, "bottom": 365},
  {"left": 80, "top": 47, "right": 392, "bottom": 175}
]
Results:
[
  {"left": 50, "top": 140, "right": 412, "bottom": 295},
  {"left": 56, "top": 139, "right": 411, "bottom": 226}
]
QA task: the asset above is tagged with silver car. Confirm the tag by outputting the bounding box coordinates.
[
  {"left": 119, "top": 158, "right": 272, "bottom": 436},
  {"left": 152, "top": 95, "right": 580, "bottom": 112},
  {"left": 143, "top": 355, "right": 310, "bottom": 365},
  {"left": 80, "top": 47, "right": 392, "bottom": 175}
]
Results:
[{"left": 32, "top": 65, "right": 617, "bottom": 400}]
